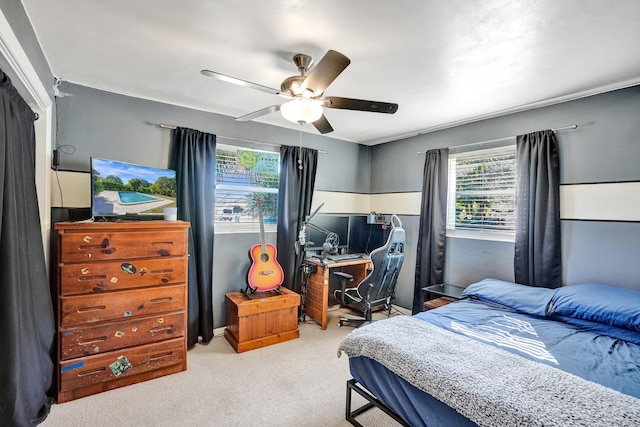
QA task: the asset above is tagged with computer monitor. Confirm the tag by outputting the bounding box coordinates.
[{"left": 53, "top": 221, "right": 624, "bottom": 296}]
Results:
[
  {"left": 305, "top": 214, "right": 349, "bottom": 252},
  {"left": 348, "top": 215, "right": 388, "bottom": 254}
]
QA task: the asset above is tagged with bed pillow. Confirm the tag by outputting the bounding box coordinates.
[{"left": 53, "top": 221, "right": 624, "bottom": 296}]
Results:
[
  {"left": 548, "top": 283, "right": 640, "bottom": 332},
  {"left": 461, "top": 278, "right": 556, "bottom": 317},
  {"left": 551, "top": 315, "right": 640, "bottom": 346}
]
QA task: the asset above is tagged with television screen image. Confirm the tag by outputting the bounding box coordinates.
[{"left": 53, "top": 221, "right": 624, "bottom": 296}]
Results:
[{"left": 91, "top": 157, "right": 177, "bottom": 220}]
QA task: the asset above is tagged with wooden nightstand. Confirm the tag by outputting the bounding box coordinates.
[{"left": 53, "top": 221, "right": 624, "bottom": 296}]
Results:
[{"left": 422, "top": 283, "right": 464, "bottom": 311}]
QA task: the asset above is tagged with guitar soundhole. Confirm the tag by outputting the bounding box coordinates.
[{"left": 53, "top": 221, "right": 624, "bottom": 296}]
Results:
[{"left": 260, "top": 253, "right": 270, "bottom": 263}]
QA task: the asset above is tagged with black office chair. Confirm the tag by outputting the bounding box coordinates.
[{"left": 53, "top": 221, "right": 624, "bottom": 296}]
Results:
[{"left": 334, "top": 214, "right": 405, "bottom": 327}]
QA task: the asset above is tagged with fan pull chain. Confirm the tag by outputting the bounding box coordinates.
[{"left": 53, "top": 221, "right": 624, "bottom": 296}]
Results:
[{"left": 298, "top": 127, "right": 303, "bottom": 170}]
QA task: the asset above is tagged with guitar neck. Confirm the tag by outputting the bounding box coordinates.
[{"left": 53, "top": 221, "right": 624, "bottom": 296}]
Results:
[{"left": 257, "top": 202, "right": 267, "bottom": 254}]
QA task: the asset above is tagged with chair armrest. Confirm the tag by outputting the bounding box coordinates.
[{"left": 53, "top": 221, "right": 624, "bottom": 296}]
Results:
[
  {"left": 334, "top": 271, "right": 354, "bottom": 305},
  {"left": 333, "top": 272, "right": 354, "bottom": 281}
]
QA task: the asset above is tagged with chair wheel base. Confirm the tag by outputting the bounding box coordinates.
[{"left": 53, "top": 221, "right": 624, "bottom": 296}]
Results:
[{"left": 338, "top": 317, "right": 370, "bottom": 328}]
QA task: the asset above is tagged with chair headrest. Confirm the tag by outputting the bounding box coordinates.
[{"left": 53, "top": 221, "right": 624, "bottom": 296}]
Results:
[
  {"left": 370, "top": 214, "right": 404, "bottom": 259},
  {"left": 390, "top": 214, "right": 402, "bottom": 229}
]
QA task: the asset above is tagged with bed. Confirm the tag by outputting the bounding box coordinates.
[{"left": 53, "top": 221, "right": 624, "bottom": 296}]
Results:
[{"left": 338, "top": 279, "right": 640, "bottom": 427}]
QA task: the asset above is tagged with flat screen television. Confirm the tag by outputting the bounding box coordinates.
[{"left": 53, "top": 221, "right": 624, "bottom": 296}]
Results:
[{"left": 91, "top": 157, "right": 177, "bottom": 221}]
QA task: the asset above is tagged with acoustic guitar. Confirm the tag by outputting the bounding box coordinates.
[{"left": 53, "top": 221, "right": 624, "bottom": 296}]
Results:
[{"left": 245, "top": 197, "right": 284, "bottom": 295}]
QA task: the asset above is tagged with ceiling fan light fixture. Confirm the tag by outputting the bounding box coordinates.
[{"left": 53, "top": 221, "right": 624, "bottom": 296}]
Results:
[
  {"left": 202, "top": 49, "right": 397, "bottom": 134},
  {"left": 280, "top": 98, "right": 323, "bottom": 124}
]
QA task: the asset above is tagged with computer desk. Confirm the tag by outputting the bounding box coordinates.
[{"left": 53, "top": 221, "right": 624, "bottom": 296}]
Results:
[{"left": 303, "top": 256, "right": 372, "bottom": 330}]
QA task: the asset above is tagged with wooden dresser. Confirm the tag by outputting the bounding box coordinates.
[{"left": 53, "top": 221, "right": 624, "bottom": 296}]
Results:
[{"left": 53, "top": 220, "right": 189, "bottom": 402}]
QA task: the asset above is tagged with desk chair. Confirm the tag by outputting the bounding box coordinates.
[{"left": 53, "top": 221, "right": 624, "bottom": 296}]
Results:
[{"left": 334, "top": 214, "right": 405, "bottom": 327}]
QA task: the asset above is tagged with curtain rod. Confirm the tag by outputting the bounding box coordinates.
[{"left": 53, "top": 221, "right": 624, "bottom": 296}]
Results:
[
  {"left": 417, "top": 124, "right": 578, "bottom": 155},
  {"left": 158, "top": 123, "right": 329, "bottom": 154}
]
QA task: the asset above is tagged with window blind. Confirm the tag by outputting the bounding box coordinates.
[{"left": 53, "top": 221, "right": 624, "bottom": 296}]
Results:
[
  {"left": 447, "top": 145, "right": 517, "bottom": 234},
  {"left": 215, "top": 144, "right": 280, "bottom": 231}
]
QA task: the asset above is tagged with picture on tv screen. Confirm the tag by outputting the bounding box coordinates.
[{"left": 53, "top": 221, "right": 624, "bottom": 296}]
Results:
[{"left": 91, "top": 157, "right": 177, "bottom": 219}]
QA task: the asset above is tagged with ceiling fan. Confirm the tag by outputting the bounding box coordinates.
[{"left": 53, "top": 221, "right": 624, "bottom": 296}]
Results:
[{"left": 201, "top": 50, "right": 398, "bottom": 134}]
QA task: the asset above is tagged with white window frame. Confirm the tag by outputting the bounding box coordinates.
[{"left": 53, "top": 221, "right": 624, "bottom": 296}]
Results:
[
  {"left": 214, "top": 143, "right": 280, "bottom": 234},
  {"left": 446, "top": 144, "right": 517, "bottom": 242}
]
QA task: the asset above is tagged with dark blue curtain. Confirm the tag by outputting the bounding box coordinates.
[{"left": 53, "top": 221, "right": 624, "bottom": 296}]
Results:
[
  {"left": 0, "top": 70, "right": 55, "bottom": 426},
  {"left": 276, "top": 145, "right": 318, "bottom": 295},
  {"left": 514, "top": 130, "right": 561, "bottom": 288},
  {"left": 413, "top": 148, "right": 448, "bottom": 314},
  {"left": 170, "top": 127, "right": 216, "bottom": 346}
]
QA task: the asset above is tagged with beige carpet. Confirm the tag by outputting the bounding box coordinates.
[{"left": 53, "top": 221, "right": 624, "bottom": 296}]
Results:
[{"left": 40, "top": 307, "right": 406, "bottom": 427}]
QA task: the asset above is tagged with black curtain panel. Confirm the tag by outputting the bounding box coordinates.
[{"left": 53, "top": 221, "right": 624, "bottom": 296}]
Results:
[
  {"left": 276, "top": 145, "right": 318, "bottom": 295},
  {"left": 514, "top": 130, "right": 562, "bottom": 288},
  {"left": 0, "top": 70, "right": 55, "bottom": 426},
  {"left": 413, "top": 148, "right": 448, "bottom": 314},
  {"left": 170, "top": 127, "right": 216, "bottom": 346}
]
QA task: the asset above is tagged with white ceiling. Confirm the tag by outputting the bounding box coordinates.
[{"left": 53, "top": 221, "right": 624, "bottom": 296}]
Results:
[{"left": 20, "top": 0, "right": 640, "bottom": 145}]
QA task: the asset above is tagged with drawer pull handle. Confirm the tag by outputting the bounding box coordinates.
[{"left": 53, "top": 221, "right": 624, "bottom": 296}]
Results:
[
  {"left": 78, "top": 244, "right": 106, "bottom": 251},
  {"left": 150, "top": 269, "right": 174, "bottom": 274},
  {"left": 76, "top": 367, "right": 106, "bottom": 377},
  {"left": 150, "top": 326, "right": 174, "bottom": 334},
  {"left": 150, "top": 297, "right": 173, "bottom": 303},
  {"left": 77, "top": 336, "right": 108, "bottom": 346},
  {"left": 149, "top": 352, "right": 173, "bottom": 361},
  {"left": 77, "top": 305, "right": 106, "bottom": 313},
  {"left": 78, "top": 275, "right": 107, "bottom": 281},
  {"left": 151, "top": 241, "right": 175, "bottom": 246}
]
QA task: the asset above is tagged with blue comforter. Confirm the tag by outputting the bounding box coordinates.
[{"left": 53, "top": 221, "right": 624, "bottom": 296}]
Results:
[{"left": 416, "top": 295, "right": 640, "bottom": 398}]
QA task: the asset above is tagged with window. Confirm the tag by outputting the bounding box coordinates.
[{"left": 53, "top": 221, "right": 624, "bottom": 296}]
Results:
[
  {"left": 446, "top": 144, "right": 516, "bottom": 241},
  {"left": 215, "top": 144, "right": 280, "bottom": 233}
]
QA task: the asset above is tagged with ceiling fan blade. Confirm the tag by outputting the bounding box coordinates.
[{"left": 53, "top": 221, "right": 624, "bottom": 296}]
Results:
[
  {"left": 302, "top": 50, "right": 350, "bottom": 96},
  {"left": 323, "top": 96, "right": 398, "bottom": 114},
  {"left": 201, "top": 70, "right": 281, "bottom": 96},
  {"left": 312, "top": 114, "right": 334, "bottom": 134},
  {"left": 236, "top": 105, "right": 280, "bottom": 121}
]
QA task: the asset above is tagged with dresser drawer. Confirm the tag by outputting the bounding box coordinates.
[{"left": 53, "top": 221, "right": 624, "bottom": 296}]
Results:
[
  {"left": 58, "top": 230, "right": 187, "bottom": 262},
  {"left": 59, "top": 257, "right": 187, "bottom": 296},
  {"left": 60, "top": 312, "right": 186, "bottom": 360},
  {"left": 60, "top": 285, "right": 186, "bottom": 327},
  {"left": 59, "top": 338, "right": 185, "bottom": 392}
]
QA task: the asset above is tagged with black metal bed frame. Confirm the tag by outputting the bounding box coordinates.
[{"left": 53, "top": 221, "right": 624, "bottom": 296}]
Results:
[{"left": 345, "top": 378, "right": 410, "bottom": 427}]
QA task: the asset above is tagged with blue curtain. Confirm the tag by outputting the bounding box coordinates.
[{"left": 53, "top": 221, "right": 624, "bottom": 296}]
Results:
[
  {"left": 413, "top": 148, "right": 448, "bottom": 314},
  {"left": 276, "top": 145, "right": 318, "bottom": 295},
  {"left": 170, "top": 127, "right": 216, "bottom": 345},
  {"left": 514, "top": 130, "right": 561, "bottom": 288},
  {"left": 0, "top": 70, "right": 55, "bottom": 426}
]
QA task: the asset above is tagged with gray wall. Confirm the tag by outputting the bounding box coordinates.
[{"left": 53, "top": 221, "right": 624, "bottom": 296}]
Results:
[
  {"left": 55, "top": 83, "right": 372, "bottom": 193},
  {"left": 372, "top": 85, "right": 640, "bottom": 297},
  {"left": 54, "top": 83, "right": 640, "bottom": 325},
  {"left": 54, "top": 82, "right": 372, "bottom": 328},
  {"left": 53, "top": 82, "right": 640, "bottom": 326}
]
